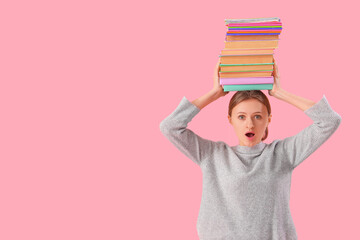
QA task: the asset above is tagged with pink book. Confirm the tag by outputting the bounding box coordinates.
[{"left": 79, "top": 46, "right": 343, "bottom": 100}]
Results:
[
  {"left": 220, "top": 77, "right": 274, "bottom": 85},
  {"left": 228, "top": 23, "right": 282, "bottom": 27}
]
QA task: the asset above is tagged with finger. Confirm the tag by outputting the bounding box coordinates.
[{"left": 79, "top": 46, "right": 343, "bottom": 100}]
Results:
[
  {"left": 214, "top": 67, "right": 218, "bottom": 76},
  {"left": 214, "top": 62, "right": 220, "bottom": 76},
  {"left": 273, "top": 58, "right": 278, "bottom": 69},
  {"left": 215, "top": 60, "right": 220, "bottom": 70}
]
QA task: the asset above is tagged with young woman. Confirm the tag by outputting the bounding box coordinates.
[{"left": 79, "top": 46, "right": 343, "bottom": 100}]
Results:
[{"left": 159, "top": 59, "right": 341, "bottom": 240}]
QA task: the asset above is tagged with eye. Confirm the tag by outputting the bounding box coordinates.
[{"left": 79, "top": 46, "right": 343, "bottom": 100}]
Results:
[
  {"left": 255, "top": 115, "right": 262, "bottom": 119},
  {"left": 238, "top": 115, "right": 245, "bottom": 119}
]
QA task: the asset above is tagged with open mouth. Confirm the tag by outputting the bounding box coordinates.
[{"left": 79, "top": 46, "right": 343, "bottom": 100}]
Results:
[{"left": 245, "top": 132, "right": 255, "bottom": 138}]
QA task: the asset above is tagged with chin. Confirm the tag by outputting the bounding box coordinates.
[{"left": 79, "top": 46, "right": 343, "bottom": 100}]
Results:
[{"left": 248, "top": 140, "right": 260, "bottom": 146}]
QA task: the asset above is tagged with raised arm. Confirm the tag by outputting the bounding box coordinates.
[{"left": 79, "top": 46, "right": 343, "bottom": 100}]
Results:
[
  {"left": 192, "top": 59, "right": 229, "bottom": 109},
  {"left": 270, "top": 59, "right": 342, "bottom": 169},
  {"left": 159, "top": 59, "right": 228, "bottom": 166},
  {"left": 269, "top": 58, "right": 316, "bottom": 111}
]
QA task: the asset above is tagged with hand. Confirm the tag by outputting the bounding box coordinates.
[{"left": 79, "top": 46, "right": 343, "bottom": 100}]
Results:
[
  {"left": 268, "top": 58, "right": 281, "bottom": 97},
  {"left": 212, "top": 59, "right": 229, "bottom": 98}
]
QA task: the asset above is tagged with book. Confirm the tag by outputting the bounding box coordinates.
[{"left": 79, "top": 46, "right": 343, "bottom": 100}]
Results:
[
  {"left": 220, "top": 71, "right": 272, "bottom": 78},
  {"left": 228, "top": 22, "right": 282, "bottom": 26},
  {"left": 228, "top": 25, "right": 282, "bottom": 29},
  {"left": 221, "top": 49, "right": 274, "bottom": 55},
  {"left": 227, "top": 33, "right": 280, "bottom": 35},
  {"left": 228, "top": 26, "right": 282, "bottom": 30},
  {"left": 220, "top": 63, "right": 274, "bottom": 72},
  {"left": 228, "top": 30, "right": 282, "bottom": 33},
  {"left": 220, "top": 55, "right": 274, "bottom": 64},
  {"left": 220, "top": 77, "right": 274, "bottom": 85},
  {"left": 223, "top": 84, "right": 273, "bottom": 92},
  {"left": 225, "top": 17, "right": 281, "bottom": 24},
  {"left": 226, "top": 35, "right": 279, "bottom": 41},
  {"left": 224, "top": 40, "right": 279, "bottom": 49}
]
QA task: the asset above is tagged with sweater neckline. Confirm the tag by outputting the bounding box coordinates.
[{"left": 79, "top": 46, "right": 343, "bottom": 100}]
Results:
[{"left": 232, "top": 141, "right": 266, "bottom": 154}]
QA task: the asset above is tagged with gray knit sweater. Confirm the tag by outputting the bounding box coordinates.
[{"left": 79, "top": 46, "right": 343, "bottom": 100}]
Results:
[{"left": 159, "top": 95, "right": 341, "bottom": 240}]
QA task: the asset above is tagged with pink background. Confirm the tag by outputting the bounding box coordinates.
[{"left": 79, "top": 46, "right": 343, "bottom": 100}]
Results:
[{"left": 1, "top": 0, "right": 359, "bottom": 239}]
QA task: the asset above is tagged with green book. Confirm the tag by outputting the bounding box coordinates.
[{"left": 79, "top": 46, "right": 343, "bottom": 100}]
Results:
[{"left": 223, "top": 84, "right": 273, "bottom": 92}]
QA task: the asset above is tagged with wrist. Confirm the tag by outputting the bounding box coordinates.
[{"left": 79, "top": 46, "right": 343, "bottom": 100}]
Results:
[
  {"left": 209, "top": 88, "right": 221, "bottom": 100},
  {"left": 272, "top": 88, "right": 286, "bottom": 99}
]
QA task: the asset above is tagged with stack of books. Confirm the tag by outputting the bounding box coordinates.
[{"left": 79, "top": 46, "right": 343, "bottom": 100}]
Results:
[{"left": 219, "top": 17, "right": 282, "bottom": 92}]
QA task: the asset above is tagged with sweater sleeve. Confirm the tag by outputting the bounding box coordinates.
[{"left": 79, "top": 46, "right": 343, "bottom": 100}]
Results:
[
  {"left": 276, "top": 95, "right": 342, "bottom": 169},
  {"left": 159, "top": 96, "right": 217, "bottom": 166}
]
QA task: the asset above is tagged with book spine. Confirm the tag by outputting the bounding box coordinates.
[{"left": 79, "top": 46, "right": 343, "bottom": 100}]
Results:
[
  {"left": 219, "top": 54, "right": 273, "bottom": 57},
  {"left": 227, "top": 23, "right": 282, "bottom": 27},
  {"left": 220, "top": 77, "right": 274, "bottom": 85},
  {"left": 220, "top": 69, "right": 272, "bottom": 73},
  {"left": 220, "top": 63, "right": 274, "bottom": 66},
  {"left": 223, "top": 84, "right": 273, "bottom": 91},
  {"left": 227, "top": 30, "right": 282, "bottom": 33},
  {"left": 227, "top": 33, "right": 280, "bottom": 35},
  {"left": 225, "top": 18, "right": 281, "bottom": 24},
  {"left": 228, "top": 27, "right": 282, "bottom": 30}
]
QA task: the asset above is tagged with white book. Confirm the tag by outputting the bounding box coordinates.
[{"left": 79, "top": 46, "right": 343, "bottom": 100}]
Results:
[{"left": 225, "top": 17, "right": 281, "bottom": 25}]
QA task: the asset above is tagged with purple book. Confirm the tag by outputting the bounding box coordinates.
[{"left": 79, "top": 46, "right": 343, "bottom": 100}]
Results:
[{"left": 220, "top": 77, "right": 274, "bottom": 85}]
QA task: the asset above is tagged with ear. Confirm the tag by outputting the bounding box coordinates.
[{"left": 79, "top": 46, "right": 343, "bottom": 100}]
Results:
[
  {"left": 268, "top": 114, "right": 272, "bottom": 124},
  {"left": 228, "top": 115, "right": 232, "bottom": 125}
]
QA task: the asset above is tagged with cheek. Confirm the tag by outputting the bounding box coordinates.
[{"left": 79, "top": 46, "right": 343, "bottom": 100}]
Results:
[
  {"left": 256, "top": 121, "right": 268, "bottom": 131},
  {"left": 233, "top": 123, "right": 245, "bottom": 132}
]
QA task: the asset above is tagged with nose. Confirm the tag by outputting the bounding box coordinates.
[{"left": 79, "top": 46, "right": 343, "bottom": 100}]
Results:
[{"left": 246, "top": 118, "right": 254, "bottom": 129}]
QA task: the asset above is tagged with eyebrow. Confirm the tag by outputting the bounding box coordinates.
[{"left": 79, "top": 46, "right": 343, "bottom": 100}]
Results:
[{"left": 237, "top": 112, "right": 262, "bottom": 114}]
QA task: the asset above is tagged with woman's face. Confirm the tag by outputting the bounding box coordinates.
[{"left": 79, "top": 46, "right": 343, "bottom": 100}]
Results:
[{"left": 228, "top": 98, "right": 271, "bottom": 147}]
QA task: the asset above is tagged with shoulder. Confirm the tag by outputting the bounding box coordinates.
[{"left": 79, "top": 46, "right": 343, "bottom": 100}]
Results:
[
  {"left": 205, "top": 140, "right": 236, "bottom": 154},
  {"left": 260, "top": 140, "right": 286, "bottom": 157},
  {"left": 265, "top": 139, "right": 282, "bottom": 148},
  {"left": 264, "top": 139, "right": 288, "bottom": 152},
  {"left": 213, "top": 140, "right": 230, "bottom": 150}
]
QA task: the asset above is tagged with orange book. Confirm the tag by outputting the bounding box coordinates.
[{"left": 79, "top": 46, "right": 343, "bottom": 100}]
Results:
[
  {"left": 226, "top": 35, "right": 279, "bottom": 41},
  {"left": 225, "top": 40, "right": 279, "bottom": 49},
  {"left": 220, "top": 49, "right": 274, "bottom": 55},
  {"left": 220, "top": 55, "right": 274, "bottom": 64},
  {"left": 220, "top": 64, "right": 273, "bottom": 72},
  {"left": 220, "top": 71, "right": 272, "bottom": 78}
]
